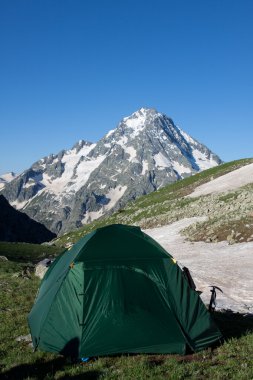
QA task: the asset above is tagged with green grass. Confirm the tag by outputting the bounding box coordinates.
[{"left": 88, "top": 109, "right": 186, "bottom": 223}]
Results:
[
  {"left": 0, "top": 258, "right": 253, "bottom": 380},
  {"left": 0, "top": 242, "right": 64, "bottom": 263},
  {"left": 1, "top": 158, "right": 253, "bottom": 378},
  {"left": 55, "top": 158, "right": 253, "bottom": 246}
]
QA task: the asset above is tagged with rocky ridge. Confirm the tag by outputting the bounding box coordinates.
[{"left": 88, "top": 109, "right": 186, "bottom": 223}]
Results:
[{"left": 1, "top": 108, "right": 221, "bottom": 235}]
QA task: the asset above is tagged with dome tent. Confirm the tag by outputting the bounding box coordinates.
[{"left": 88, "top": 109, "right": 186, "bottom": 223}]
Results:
[{"left": 28, "top": 224, "right": 222, "bottom": 357}]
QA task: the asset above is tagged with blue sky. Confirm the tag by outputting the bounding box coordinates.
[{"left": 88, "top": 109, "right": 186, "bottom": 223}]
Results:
[{"left": 0, "top": 0, "right": 252, "bottom": 175}]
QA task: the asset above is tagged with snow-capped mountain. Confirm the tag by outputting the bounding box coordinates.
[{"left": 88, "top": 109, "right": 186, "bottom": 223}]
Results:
[
  {"left": 0, "top": 172, "right": 17, "bottom": 190},
  {"left": 1, "top": 108, "right": 222, "bottom": 234}
]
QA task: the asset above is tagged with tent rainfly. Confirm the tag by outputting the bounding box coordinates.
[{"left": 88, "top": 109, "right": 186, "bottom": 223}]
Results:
[{"left": 28, "top": 224, "right": 222, "bottom": 357}]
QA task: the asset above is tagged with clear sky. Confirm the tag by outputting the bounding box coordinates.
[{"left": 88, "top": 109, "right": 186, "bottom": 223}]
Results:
[{"left": 0, "top": 0, "right": 252, "bottom": 175}]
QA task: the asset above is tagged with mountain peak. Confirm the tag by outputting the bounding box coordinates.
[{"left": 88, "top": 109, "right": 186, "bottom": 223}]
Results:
[
  {"left": 137, "top": 107, "right": 158, "bottom": 115},
  {"left": 121, "top": 107, "right": 159, "bottom": 133},
  {"left": 2, "top": 108, "right": 222, "bottom": 234},
  {"left": 127, "top": 107, "right": 158, "bottom": 119}
]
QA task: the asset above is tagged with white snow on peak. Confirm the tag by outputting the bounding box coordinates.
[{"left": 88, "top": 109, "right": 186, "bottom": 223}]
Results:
[
  {"left": 125, "top": 146, "right": 137, "bottom": 161},
  {"left": 117, "top": 136, "right": 129, "bottom": 147},
  {"left": 172, "top": 161, "right": 192, "bottom": 175},
  {"left": 154, "top": 153, "right": 192, "bottom": 174},
  {"left": 178, "top": 127, "right": 195, "bottom": 145},
  {"left": 122, "top": 108, "right": 158, "bottom": 137},
  {"left": 10, "top": 191, "right": 42, "bottom": 210},
  {"left": 70, "top": 155, "right": 106, "bottom": 191},
  {"left": 10, "top": 199, "right": 30, "bottom": 210},
  {"left": 116, "top": 137, "right": 139, "bottom": 162},
  {"left": 192, "top": 149, "right": 219, "bottom": 171},
  {"left": 23, "top": 179, "right": 37, "bottom": 189},
  {"left": 104, "top": 185, "right": 127, "bottom": 211},
  {"left": 141, "top": 160, "right": 149, "bottom": 175},
  {"left": 0, "top": 172, "right": 17, "bottom": 190},
  {"left": 189, "top": 163, "right": 253, "bottom": 198},
  {"left": 39, "top": 143, "right": 105, "bottom": 196},
  {"left": 82, "top": 185, "right": 127, "bottom": 224},
  {"left": 0, "top": 172, "right": 17, "bottom": 182},
  {"left": 125, "top": 115, "right": 146, "bottom": 131},
  {"left": 154, "top": 152, "right": 171, "bottom": 169},
  {"left": 106, "top": 129, "right": 116, "bottom": 138},
  {"left": 177, "top": 127, "right": 219, "bottom": 171},
  {"left": 82, "top": 209, "right": 104, "bottom": 224}
]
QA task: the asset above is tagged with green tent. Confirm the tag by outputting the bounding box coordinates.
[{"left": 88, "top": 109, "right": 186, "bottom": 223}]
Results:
[{"left": 28, "top": 224, "right": 222, "bottom": 357}]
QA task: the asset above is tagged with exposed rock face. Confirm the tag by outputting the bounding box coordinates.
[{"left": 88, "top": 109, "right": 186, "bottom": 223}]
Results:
[
  {"left": 0, "top": 195, "right": 56, "bottom": 243},
  {"left": 1, "top": 108, "right": 222, "bottom": 234}
]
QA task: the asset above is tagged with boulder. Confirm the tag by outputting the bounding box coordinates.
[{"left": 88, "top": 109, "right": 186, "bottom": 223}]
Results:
[
  {"left": 0, "top": 256, "right": 8, "bottom": 261},
  {"left": 35, "top": 258, "right": 53, "bottom": 279}
]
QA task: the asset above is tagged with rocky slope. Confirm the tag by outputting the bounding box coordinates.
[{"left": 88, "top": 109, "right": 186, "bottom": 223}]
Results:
[{"left": 1, "top": 108, "right": 221, "bottom": 234}]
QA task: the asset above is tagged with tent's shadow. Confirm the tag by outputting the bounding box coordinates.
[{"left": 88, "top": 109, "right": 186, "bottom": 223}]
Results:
[
  {"left": 1, "top": 357, "right": 102, "bottom": 380},
  {"left": 1, "top": 338, "right": 101, "bottom": 380},
  {"left": 213, "top": 310, "right": 253, "bottom": 340},
  {"left": 2, "top": 311, "right": 253, "bottom": 379}
]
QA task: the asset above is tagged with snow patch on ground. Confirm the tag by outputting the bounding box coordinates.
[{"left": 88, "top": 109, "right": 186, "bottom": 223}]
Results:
[
  {"left": 189, "top": 163, "right": 253, "bottom": 198},
  {"left": 145, "top": 218, "right": 253, "bottom": 313}
]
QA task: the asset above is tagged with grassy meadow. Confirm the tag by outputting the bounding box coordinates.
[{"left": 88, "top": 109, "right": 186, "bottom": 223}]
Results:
[
  {"left": 0, "top": 244, "right": 253, "bottom": 379},
  {"left": 1, "top": 158, "right": 253, "bottom": 379}
]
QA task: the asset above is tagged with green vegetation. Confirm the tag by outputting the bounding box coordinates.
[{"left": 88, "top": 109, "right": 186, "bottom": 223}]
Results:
[
  {"left": 55, "top": 158, "right": 253, "bottom": 246},
  {"left": 1, "top": 158, "right": 253, "bottom": 378},
  {"left": 1, "top": 258, "right": 253, "bottom": 379},
  {"left": 184, "top": 215, "right": 253, "bottom": 243},
  {"left": 0, "top": 242, "right": 64, "bottom": 263}
]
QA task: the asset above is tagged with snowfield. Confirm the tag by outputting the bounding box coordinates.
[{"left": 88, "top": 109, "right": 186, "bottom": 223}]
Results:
[
  {"left": 145, "top": 218, "right": 253, "bottom": 314},
  {"left": 189, "top": 163, "right": 253, "bottom": 197}
]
